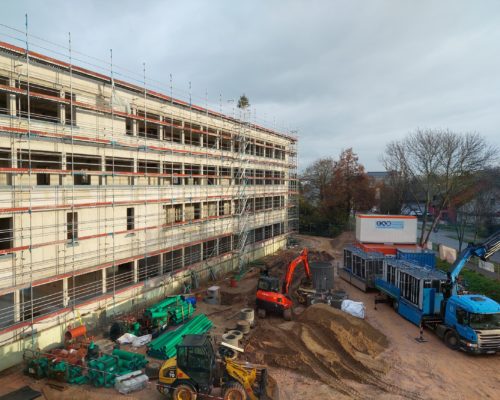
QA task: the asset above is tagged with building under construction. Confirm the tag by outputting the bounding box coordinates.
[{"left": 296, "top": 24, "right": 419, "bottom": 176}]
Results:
[{"left": 0, "top": 39, "right": 298, "bottom": 370}]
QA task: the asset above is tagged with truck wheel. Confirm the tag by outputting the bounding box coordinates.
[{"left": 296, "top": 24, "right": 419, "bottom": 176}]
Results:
[
  {"left": 444, "top": 330, "right": 459, "bottom": 350},
  {"left": 283, "top": 308, "right": 292, "bottom": 321},
  {"left": 223, "top": 381, "right": 246, "bottom": 400},
  {"left": 172, "top": 384, "right": 197, "bottom": 400},
  {"left": 257, "top": 308, "right": 266, "bottom": 319}
]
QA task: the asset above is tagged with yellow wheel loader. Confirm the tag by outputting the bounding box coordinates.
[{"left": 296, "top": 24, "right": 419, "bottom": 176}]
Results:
[{"left": 157, "top": 334, "right": 278, "bottom": 400}]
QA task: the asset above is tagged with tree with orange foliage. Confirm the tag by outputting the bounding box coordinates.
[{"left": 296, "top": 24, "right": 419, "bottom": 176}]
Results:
[
  {"left": 300, "top": 149, "right": 375, "bottom": 236},
  {"left": 324, "top": 148, "right": 375, "bottom": 220}
]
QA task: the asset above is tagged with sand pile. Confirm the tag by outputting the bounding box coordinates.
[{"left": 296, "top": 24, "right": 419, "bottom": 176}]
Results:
[
  {"left": 309, "top": 250, "right": 334, "bottom": 263},
  {"left": 246, "top": 304, "right": 419, "bottom": 399},
  {"left": 299, "top": 304, "right": 388, "bottom": 357}
]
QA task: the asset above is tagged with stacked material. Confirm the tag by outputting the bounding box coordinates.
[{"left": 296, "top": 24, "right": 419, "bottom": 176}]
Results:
[
  {"left": 147, "top": 314, "right": 213, "bottom": 360},
  {"left": 115, "top": 370, "right": 149, "bottom": 394},
  {"left": 25, "top": 349, "right": 88, "bottom": 384},
  {"left": 144, "top": 295, "right": 195, "bottom": 328},
  {"left": 87, "top": 350, "right": 148, "bottom": 388}
]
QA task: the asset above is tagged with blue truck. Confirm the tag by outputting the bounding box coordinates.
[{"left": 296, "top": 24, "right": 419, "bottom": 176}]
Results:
[{"left": 375, "top": 232, "right": 500, "bottom": 354}]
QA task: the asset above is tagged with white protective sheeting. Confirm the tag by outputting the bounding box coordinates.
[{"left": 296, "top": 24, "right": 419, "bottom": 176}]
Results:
[
  {"left": 132, "top": 334, "right": 152, "bottom": 347},
  {"left": 341, "top": 300, "right": 366, "bottom": 319},
  {"left": 117, "top": 332, "right": 137, "bottom": 344}
]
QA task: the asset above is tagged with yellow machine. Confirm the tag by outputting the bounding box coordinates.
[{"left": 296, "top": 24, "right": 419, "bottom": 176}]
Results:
[{"left": 158, "top": 334, "right": 277, "bottom": 400}]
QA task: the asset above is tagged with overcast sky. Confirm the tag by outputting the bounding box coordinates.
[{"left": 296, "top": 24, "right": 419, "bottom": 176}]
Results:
[{"left": 3, "top": 1, "right": 500, "bottom": 170}]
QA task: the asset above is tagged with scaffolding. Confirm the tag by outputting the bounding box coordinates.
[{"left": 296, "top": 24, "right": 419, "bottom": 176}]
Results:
[{"left": 0, "top": 24, "right": 298, "bottom": 345}]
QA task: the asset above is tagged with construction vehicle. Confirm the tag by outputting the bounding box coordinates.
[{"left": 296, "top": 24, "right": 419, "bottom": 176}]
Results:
[
  {"left": 375, "top": 231, "right": 500, "bottom": 353},
  {"left": 256, "top": 248, "right": 311, "bottom": 320},
  {"left": 157, "top": 334, "right": 278, "bottom": 400}
]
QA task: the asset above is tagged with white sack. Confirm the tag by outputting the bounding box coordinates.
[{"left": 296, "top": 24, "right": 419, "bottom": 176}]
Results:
[
  {"left": 117, "top": 332, "right": 137, "bottom": 344},
  {"left": 341, "top": 299, "right": 366, "bottom": 319},
  {"left": 132, "top": 334, "right": 152, "bottom": 347}
]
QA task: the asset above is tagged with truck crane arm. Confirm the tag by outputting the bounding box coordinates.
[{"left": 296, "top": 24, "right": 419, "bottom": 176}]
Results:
[
  {"left": 282, "top": 248, "right": 311, "bottom": 295},
  {"left": 449, "top": 231, "right": 500, "bottom": 291}
]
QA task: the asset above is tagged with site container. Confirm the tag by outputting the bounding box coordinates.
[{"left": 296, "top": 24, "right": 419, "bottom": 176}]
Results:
[
  {"left": 340, "top": 245, "right": 384, "bottom": 291},
  {"left": 310, "top": 261, "right": 334, "bottom": 292},
  {"left": 355, "top": 214, "right": 417, "bottom": 244},
  {"left": 396, "top": 249, "right": 436, "bottom": 268}
]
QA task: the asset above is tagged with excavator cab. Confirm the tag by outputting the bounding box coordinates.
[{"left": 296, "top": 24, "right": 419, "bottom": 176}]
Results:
[{"left": 257, "top": 275, "right": 281, "bottom": 293}]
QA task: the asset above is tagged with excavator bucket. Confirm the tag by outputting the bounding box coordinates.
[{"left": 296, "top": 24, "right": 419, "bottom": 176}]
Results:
[{"left": 258, "top": 369, "right": 280, "bottom": 400}]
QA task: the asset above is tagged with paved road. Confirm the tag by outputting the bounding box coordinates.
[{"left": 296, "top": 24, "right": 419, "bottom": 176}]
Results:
[{"left": 419, "top": 227, "right": 500, "bottom": 263}]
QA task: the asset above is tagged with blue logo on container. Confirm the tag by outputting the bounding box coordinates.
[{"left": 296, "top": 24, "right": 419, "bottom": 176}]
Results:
[{"left": 375, "top": 220, "right": 404, "bottom": 229}]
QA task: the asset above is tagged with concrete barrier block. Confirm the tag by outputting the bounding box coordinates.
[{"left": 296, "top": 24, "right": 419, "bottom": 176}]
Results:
[
  {"left": 478, "top": 260, "right": 495, "bottom": 272},
  {"left": 439, "top": 244, "right": 457, "bottom": 263}
]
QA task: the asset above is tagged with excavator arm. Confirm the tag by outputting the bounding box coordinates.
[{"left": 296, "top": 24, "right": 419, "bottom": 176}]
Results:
[
  {"left": 449, "top": 231, "right": 500, "bottom": 295},
  {"left": 282, "top": 248, "right": 311, "bottom": 295}
]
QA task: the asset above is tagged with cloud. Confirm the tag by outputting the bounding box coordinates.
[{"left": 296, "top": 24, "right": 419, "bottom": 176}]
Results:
[{"left": 3, "top": 0, "right": 500, "bottom": 170}]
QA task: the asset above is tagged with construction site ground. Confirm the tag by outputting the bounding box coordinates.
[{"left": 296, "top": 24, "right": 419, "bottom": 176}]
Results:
[{"left": 0, "top": 232, "right": 498, "bottom": 400}]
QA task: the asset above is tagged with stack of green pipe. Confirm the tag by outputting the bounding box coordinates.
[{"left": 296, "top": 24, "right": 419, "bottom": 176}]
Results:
[
  {"left": 147, "top": 314, "right": 213, "bottom": 360},
  {"left": 88, "top": 354, "right": 121, "bottom": 388},
  {"left": 87, "top": 350, "right": 148, "bottom": 387},
  {"left": 112, "top": 349, "right": 148, "bottom": 370},
  {"left": 143, "top": 295, "right": 195, "bottom": 327}
]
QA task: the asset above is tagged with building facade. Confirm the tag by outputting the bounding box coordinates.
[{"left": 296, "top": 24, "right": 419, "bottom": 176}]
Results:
[{"left": 0, "top": 41, "right": 298, "bottom": 369}]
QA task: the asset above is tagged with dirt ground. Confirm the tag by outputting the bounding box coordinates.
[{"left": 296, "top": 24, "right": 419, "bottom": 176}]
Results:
[
  {"left": 296, "top": 233, "right": 500, "bottom": 400},
  {"left": 0, "top": 232, "right": 498, "bottom": 400}
]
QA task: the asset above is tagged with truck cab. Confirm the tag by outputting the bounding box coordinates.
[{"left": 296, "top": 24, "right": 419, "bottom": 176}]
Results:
[{"left": 441, "top": 294, "right": 500, "bottom": 354}]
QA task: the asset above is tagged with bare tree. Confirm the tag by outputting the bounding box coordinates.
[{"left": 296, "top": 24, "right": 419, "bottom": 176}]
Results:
[
  {"left": 382, "top": 129, "right": 496, "bottom": 246},
  {"left": 301, "top": 157, "right": 335, "bottom": 205}
]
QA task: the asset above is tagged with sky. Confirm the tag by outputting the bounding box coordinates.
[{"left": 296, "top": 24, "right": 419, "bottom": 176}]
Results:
[{"left": 2, "top": 0, "right": 500, "bottom": 171}]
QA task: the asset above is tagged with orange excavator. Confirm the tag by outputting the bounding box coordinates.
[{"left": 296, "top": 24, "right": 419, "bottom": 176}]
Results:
[{"left": 256, "top": 248, "right": 311, "bottom": 320}]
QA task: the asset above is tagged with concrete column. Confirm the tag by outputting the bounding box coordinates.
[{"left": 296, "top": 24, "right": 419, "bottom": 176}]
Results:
[
  {"left": 8, "top": 78, "right": 16, "bottom": 117},
  {"left": 131, "top": 107, "right": 138, "bottom": 136},
  {"left": 158, "top": 115, "right": 164, "bottom": 141},
  {"left": 100, "top": 156, "right": 106, "bottom": 186},
  {"left": 216, "top": 132, "right": 220, "bottom": 150},
  {"left": 181, "top": 247, "right": 185, "bottom": 269},
  {"left": 62, "top": 277, "right": 69, "bottom": 307},
  {"left": 133, "top": 260, "right": 138, "bottom": 283},
  {"left": 14, "top": 290, "right": 21, "bottom": 323},
  {"left": 181, "top": 163, "right": 185, "bottom": 186},
  {"left": 61, "top": 152, "right": 67, "bottom": 170},
  {"left": 200, "top": 202, "right": 205, "bottom": 219},
  {"left": 159, "top": 253, "right": 164, "bottom": 276},
  {"left": 181, "top": 122, "right": 185, "bottom": 144},
  {"left": 199, "top": 133, "right": 204, "bottom": 148},
  {"left": 102, "top": 269, "right": 107, "bottom": 294},
  {"left": 59, "top": 90, "right": 66, "bottom": 125},
  {"left": 61, "top": 152, "right": 69, "bottom": 186}
]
